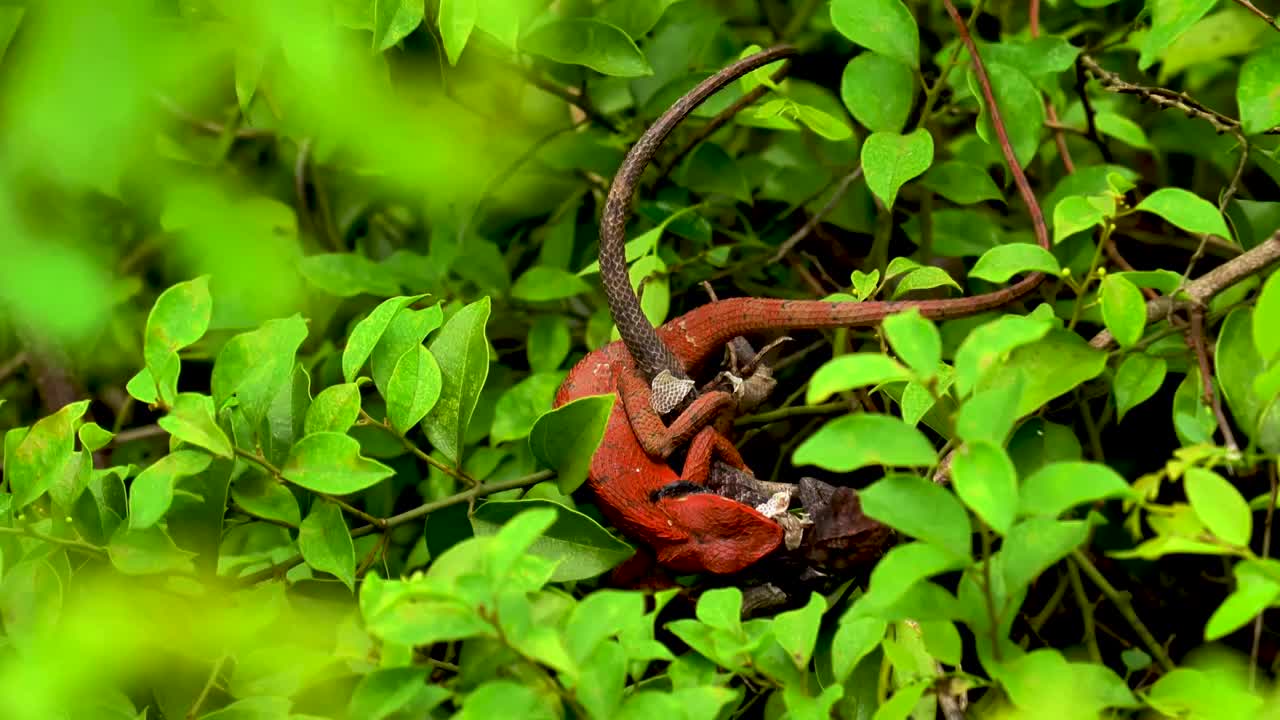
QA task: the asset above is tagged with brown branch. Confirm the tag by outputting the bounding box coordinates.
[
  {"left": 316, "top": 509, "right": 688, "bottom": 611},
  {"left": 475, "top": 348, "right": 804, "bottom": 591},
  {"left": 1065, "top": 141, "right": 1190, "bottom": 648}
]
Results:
[
  {"left": 1089, "top": 231, "right": 1280, "bottom": 349},
  {"left": 1029, "top": 3, "right": 1076, "bottom": 174},
  {"left": 1230, "top": 0, "right": 1280, "bottom": 32},
  {"left": 0, "top": 351, "right": 26, "bottom": 384},
  {"left": 1080, "top": 55, "right": 1277, "bottom": 136}
]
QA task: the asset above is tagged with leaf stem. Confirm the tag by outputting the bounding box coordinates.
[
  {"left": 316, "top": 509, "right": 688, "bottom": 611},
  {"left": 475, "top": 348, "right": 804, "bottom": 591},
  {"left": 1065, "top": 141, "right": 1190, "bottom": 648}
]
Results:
[{"left": 1070, "top": 549, "right": 1176, "bottom": 672}]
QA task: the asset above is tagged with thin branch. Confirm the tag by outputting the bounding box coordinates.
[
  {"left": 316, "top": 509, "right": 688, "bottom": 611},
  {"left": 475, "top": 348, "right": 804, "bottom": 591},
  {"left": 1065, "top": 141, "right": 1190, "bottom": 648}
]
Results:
[
  {"left": 1074, "top": 59, "right": 1113, "bottom": 163},
  {"left": 109, "top": 423, "right": 167, "bottom": 446},
  {"left": 1187, "top": 306, "right": 1240, "bottom": 452},
  {"left": 1071, "top": 550, "right": 1177, "bottom": 672},
  {"left": 514, "top": 65, "right": 619, "bottom": 134},
  {"left": 1229, "top": 0, "right": 1280, "bottom": 33},
  {"left": 1251, "top": 463, "right": 1279, "bottom": 689},
  {"left": 1029, "top": 3, "right": 1075, "bottom": 174},
  {"left": 769, "top": 166, "right": 864, "bottom": 262},
  {"left": 1089, "top": 232, "right": 1280, "bottom": 349},
  {"left": 0, "top": 351, "right": 26, "bottom": 383},
  {"left": 1081, "top": 55, "right": 1278, "bottom": 136}
]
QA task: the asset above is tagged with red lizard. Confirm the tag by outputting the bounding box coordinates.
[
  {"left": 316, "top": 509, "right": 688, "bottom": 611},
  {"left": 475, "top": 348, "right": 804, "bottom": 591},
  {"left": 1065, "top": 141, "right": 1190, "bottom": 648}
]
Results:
[{"left": 555, "top": 19, "right": 1050, "bottom": 575}]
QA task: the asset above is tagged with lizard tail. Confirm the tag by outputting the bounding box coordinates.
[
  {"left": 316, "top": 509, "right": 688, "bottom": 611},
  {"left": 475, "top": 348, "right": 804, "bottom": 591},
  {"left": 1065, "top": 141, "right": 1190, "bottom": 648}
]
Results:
[{"left": 598, "top": 45, "right": 798, "bottom": 383}]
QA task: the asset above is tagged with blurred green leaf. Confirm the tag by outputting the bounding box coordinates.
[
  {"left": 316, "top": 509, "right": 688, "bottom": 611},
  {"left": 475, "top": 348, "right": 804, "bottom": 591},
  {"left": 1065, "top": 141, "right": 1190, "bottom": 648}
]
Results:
[{"left": 520, "top": 19, "right": 653, "bottom": 77}]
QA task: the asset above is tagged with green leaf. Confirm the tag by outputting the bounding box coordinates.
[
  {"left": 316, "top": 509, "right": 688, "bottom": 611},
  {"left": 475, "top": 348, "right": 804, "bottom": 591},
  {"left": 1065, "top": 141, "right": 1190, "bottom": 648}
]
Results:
[
  {"left": 1139, "top": 0, "right": 1218, "bottom": 71},
  {"left": 211, "top": 315, "right": 309, "bottom": 426},
  {"left": 128, "top": 450, "right": 213, "bottom": 529},
  {"left": 830, "top": 0, "right": 919, "bottom": 67},
  {"left": 1216, "top": 307, "right": 1274, "bottom": 445},
  {"left": 158, "top": 392, "right": 233, "bottom": 459},
  {"left": 299, "top": 253, "right": 402, "bottom": 297},
  {"left": 883, "top": 309, "right": 941, "bottom": 379},
  {"left": 372, "top": 304, "right": 444, "bottom": 396},
  {"left": 491, "top": 372, "right": 563, "bottom": 444},
  {"left": 860, "top": 474, "right": 973, "bottom": 554},
  {"left": 976, "top": 329, "right": 1109, "bottom": 417},
  {"left": 423, "top": 297, "right": 492, "bottom": 464},
  {"left": 527, "top": 315, "right": 571, "bottom": 372},
  {"left": 386, "top": 346, "right": 443, "bottom": 435},
  {"left": 1099, "top": 274, "right": 1147, "bottom": 348},
  {"left": 1255, "top": 270, "right": 1280, "bottom": 361},
  {"left": 1114, "top": 353, "right": 1168, "bottom": 421},
  {"left": 144, "top": 276, "right": 212, "bottom": 407},
  {"left": 678, "top": 142, "right": 753, "bottom": 204},
  {"left": 437, "top": 0, "right": 476, "bottom": 63},
  {"left": 6, "top": 400, "right": 91, "bottom": 510},
  {"left": 861, "top": 129, "right": 934, "bottom": 208},
  {"left": 348, "top": 668, "right": 450, "bottom": 720},
  {"left": 794, "top": 414, "right": 937, "bottom": 472},
  {"left": 695, "top": 586, "right": 743, "bottom": 632},
  {"left": 1052, "top": 194, "right": 1114, "bottom": 244},
  {"left": 1157, "top": 6, "right": 1266, "bottom": 81},
  {"left": 969, "top": 63, "right": 1044, "bottom": 168},
  {"left": 300, "top": 499, "right": 356, "bottom": 591},
  {"left": 1205, "top": 560, "right": 1280, "bottom": 641},
  {"left": 840, "top": 52, "right": 915, "bottom": 133},
  {"left": 951, "top": 441, "right": 1018, "bottom": 535},
  {"left": 1000, "top": 518, "right": 1089, "bottom": 593},
  {"left": 1095, "top": 111, "right": 1152, "bottom": 149},
  {"left": 473, "top": 499, "right": 633, "bottom": 581},
  {"left": 971, "top": 243, "right": 1061, "bottom": 282},
  {"left": 850, "top": 269, "right": 881, "bottom": 300},
  {"left": 1184, "top": 467, "right": 1251, "bottom": 547},
  {"left": 512, "top": 266, "right": 593, "bottom": 302},
  {"left": 343, "top": 295, "right": 428, "bottom": 383},
  {"left": 772, "top": 592, "right": 826, "bottom": 667},
  {"left": 520, "top": 19, "right": 652, "bottom": 77},
  {"left": 108, "top": 525, "right": 196, "bottom": 576},
  {"left": 953, "top": 315, "right": 1053, "bottom": 397},
  {"left": 1145, "top": 668, "right": 1263, "bottom": 719},
  {"left": 806, "top": 354, "right": 912, "bottom": 404},
  {"left": 955, "top": 377, "right": 1024, "bottom": 447},
  {"left": 282, "top": 432, "right": 396, "bottom": 494},
  {"left": 305, "top": 383, "right": 361, "bottom": 435},
  {"left": 231, "top": 470, "right": 301, "bottom": 527},
  {"left": 920, "top": 160, "right": 1002, "bottom": 205},
  {"left": 794, "top": 103, "right": 854, "bottom": 141},
  {"left": 891, "top": 266, "right": 962, "bottom": 298},
  {"left": 77, "top": 422, "right": 114, "bottom": 453},
  {"left": 1173, "top": 366, "right": 1218, "bottom": 446},
  {"left": 1135, "top": 187, "right": 1232, "bottom": 240},
  {"left": 872, "top": 679, "right": 930, "bottom": 720},
  {"left": 530, "top": 394, "right": 615, "bottom": 495},
  {"left": 455, "top": 681, "right": 557, "bottom": 720},
  {"left": 830, "top": 617, "right": 886, "bottom": 681},
  {"left": 598, "top": 0, "right": 681, "bottom": 38},
  {"left": 1019, "top": 461, "right": 1134, "bottom": 518},
  {"left": 1238, "top": 43, "right": 1280, "bottom": 135},
  {"left": 861, "top": 542, "right": 969, "bottom": 613},
  {"left": 373, "top": 0, "right": 424, "bottom": 51}
]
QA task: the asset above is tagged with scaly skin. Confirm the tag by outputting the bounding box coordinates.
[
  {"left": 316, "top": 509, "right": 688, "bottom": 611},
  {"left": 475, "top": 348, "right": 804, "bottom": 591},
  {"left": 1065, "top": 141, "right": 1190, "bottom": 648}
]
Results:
[{"left": 559, "top": 31, "right": 1049, "bottom": 575}]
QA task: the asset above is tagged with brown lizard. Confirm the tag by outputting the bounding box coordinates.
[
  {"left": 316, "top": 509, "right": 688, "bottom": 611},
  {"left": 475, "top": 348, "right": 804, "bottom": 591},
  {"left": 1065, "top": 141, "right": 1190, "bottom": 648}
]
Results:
[{"left": 555, "top": 30, "right": 1050, "bottom": 574}]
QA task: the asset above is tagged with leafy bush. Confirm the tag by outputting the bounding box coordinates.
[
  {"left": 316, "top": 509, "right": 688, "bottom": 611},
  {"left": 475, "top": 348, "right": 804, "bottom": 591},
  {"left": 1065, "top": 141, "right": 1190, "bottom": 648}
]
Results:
[{"left": 1, "top": 0, "right": 1279, "bottom": 718}]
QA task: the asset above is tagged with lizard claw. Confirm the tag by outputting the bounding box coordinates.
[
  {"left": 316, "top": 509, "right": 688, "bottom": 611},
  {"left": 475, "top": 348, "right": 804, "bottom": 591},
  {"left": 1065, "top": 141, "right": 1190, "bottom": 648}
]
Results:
[{"left": 651, "top": 370, "right": 696, "bottom": 414}]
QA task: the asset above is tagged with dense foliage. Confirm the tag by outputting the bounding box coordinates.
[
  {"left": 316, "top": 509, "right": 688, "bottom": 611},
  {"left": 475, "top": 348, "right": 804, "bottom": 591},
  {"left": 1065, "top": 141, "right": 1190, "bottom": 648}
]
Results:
[{"left": 1, "top": 0, "right": 1279, "bottom": 718}]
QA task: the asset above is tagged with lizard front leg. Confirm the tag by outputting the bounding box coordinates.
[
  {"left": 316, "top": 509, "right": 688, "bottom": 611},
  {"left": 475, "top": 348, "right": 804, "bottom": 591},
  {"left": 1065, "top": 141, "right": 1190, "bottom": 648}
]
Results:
[{"left": 617, "top": 369, "right": 738, "bottom": 460}]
